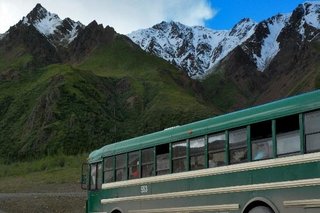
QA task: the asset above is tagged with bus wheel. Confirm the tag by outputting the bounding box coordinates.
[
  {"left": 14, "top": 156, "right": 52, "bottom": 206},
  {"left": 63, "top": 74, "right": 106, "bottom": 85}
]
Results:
[{"left": 248, "top": 206, "right": 274, "bottom": 213}]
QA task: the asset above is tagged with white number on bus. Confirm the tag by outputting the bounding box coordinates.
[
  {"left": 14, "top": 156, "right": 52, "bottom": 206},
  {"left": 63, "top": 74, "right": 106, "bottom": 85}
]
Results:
[{"left": 140, "top": 185, "right": 148, "bottom": 194}]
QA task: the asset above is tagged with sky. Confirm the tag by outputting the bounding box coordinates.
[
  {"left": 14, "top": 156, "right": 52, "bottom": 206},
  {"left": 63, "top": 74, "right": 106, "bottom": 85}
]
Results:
[{"left": 0, "top": 0, "right": 317, "bottom": 34}]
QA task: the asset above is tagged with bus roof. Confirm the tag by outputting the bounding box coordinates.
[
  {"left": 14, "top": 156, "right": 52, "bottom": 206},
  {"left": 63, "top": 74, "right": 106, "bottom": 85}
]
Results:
[{"left": 88, "top": 90, "right": 320, "bottom": 163}]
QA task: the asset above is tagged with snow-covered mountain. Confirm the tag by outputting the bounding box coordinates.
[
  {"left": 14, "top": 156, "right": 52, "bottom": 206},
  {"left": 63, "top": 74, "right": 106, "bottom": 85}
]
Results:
[
  {"left": 241, "top": 14, "right": 291, "bottom": 72},
  {"left": 18, "top": 3, "right": 84, "bottom": 47},
  {"left": 128, "top": 19, "right": 256, "bottom": 78},
  {"left": 242, "top": 1, "right": 320, "bottom": 72},
  {"left": 128, "top": 1, "right": 320, "bottom": 78},
  {"left": 2, "top": 1, "right": 320, "bottom": 80}
]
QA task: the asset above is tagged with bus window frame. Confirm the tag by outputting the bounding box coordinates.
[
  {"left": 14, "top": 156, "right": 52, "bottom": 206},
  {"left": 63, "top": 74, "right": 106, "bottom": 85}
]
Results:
[
  {"left": 207, "top": 132, "right": 226, "bottom": 168},
  {"left": 251, "top": 120, "right": 273, "bottom": 161},
  {"left": 103, "top": 156, "right": 114, "bottom": 183},
  {"left": 172, "top": 140, "right": 187, "bottom": 173},
  {"left": 189, "top": 136, "right": 205, "bottom": 171},
  {"left": 128, "top": 151, "right": 140, "bottom": 180},
  {"left": 229, "top": 127, "right": 248, "bottom": 164},
  {"left": 115, "top": 153, "right": 127, "bottom": 182},
  {"left": 276, "top": 114, "right": 301, "bottom": 157},
  {"left": 156, "top": 143, "right": 170, "bottom": 175},
  {"left": 141, "top": 147, "right": 155, "bottom": 178},
  {"left": 304, "top": 110, "right": 320, "bottom": 153}
]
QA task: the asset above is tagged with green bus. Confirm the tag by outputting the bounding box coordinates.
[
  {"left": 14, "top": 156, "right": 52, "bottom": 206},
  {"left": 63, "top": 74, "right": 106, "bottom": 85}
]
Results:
[{"left": 82, "top": 90, "right": 320, "bottom": 213}]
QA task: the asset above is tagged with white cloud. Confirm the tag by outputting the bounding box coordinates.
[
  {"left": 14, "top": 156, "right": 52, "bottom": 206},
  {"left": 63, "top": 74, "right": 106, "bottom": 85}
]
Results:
[{"left": 0, "top": 0, "right": 217, "bottom": 34}]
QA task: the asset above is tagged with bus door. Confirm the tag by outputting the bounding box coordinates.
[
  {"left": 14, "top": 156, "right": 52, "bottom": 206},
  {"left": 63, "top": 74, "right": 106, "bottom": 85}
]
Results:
[{"left": 88, "top": 162, "right": 103, "bottom": 212}]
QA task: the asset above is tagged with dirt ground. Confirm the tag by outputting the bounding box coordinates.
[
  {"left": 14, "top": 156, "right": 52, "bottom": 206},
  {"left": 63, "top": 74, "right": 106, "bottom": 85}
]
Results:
[{"left": 0, "top": 184, "right": 87, "bottom": 213}]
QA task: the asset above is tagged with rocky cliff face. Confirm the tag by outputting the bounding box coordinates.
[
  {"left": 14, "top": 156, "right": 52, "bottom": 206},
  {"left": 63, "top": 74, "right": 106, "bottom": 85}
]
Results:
[{"left": 68, "top": 21, "right": 117, "bottom": 61}]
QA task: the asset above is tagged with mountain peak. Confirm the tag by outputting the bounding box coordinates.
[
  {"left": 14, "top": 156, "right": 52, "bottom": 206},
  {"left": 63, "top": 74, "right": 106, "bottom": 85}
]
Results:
[
  {"left": 18, "top": 4, "right": 84, "bottom": 46},
  {"left": 152, "top": 21, "right": 187, "bottom": 32},
  {"left": 26, "top": 3, "right": 58, "bottom": 25},
  {"left": 230, "top": 18, "right": 256, "bottom": 37}
]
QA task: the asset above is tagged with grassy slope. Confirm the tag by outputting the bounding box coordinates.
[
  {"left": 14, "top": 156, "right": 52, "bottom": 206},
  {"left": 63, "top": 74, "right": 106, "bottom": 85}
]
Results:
[
  {"left": 0, "top": 154, "right": 86, "bottom": 192},
  {"left": 0, "top": 35, "right": 216, "bottom": 161},
  {"left": 0, "top": 44, "right": 33, "bottom": 73},
  {"left": 78, "top": 35, "right": 217, "bottom": 134},
  {"left": 201, "top": 68, "right": 250, "bottom": 112}
]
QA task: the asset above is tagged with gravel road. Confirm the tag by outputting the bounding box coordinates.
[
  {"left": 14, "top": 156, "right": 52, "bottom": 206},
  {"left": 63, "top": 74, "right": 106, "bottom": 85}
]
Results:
[{"left": 0, "top": 190, "right": 87, "bottom": 212}]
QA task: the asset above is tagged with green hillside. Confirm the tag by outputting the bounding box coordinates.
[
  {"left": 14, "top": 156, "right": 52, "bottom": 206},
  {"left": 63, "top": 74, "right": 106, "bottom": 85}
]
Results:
[{"left": 0, "top": 34, "right": 217, "bottom": 161}]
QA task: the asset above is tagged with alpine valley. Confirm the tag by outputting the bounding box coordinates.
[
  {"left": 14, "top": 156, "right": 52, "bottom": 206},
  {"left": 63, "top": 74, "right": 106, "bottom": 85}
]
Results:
[{"left": 0, "top": 2, "right": 320, "bottom": 160}]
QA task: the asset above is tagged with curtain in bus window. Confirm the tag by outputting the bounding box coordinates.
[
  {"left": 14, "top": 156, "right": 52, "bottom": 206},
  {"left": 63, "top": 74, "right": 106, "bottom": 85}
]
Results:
[
  {"left": 208, "top": 133, "right": 225, "bottom": 167},
  {"left": 277, "top": 114, "right": 300, "bottom": 156},
  {"left": 90, "top": 164, "right": 97, "bottom": 190},
  {"left": 305, "top": 110, "right": 320, "bottom": 152},
  {"left": 251, "top": 121, "right": 272, "bottom": 160},
  {"left": 128, "top": 151, "right": 140, "bottom": 179},
  {"left": 172, "top": 141, "right": 187, "bottom": 173},
  {"left": 116, "top": 154, "right": 126, "bottom": 181},
  {"left": 156, "top": 144, "right": 169, "bottom": 175},
  {"left": 142, "top": 148, "right": 154, "bottom": 178},
  {"left": 229, "top": 128, "right": 247, "bottom": 164},
  {"left": 190, "top": 137, "right": 205, "bottom": 170}
]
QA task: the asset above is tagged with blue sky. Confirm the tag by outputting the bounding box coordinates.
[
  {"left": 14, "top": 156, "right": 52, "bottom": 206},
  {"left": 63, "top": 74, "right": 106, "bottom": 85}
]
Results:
[
  {"left": 0, "top": 0, "right": 317, "bottom": 34},
  {"left": 206, "top": 0, "right": 311, "bottom": 30}
]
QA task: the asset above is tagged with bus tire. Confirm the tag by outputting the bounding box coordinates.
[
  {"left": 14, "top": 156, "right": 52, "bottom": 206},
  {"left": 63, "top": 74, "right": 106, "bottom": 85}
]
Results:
[{"left": 248, "top": 206, "right": 274, "bottom": 213}]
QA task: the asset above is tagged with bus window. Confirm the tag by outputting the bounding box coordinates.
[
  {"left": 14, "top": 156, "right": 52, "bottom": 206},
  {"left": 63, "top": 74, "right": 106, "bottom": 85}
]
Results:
[
  {"left": 190, "top": 137, "right": 205, "bottom": 170},
  {"left": 128, "top": 151, "right": 140, "bottom": 179},
  {"left": 90, "top": 164, "right": 97, "bottom": 190},
  {"left": 142, "top": 148, "right": 154, "bottom": 178},
  {"left": 97, "top": 163, "right": 102, "bottom": 189},
  {"left": 277, "top": 115, "right": 300, "bottom": 156},
  {"left": 229, "top": 128, "right": 247, "bottom": 164},
  {"left": 156, "top": 144, "right": 170, "bottom": 175},
  {"left": 103, "top": 157, "right": 114, "bottom": 183},
  {"left": 208, "top": 133, "right": 225, "bottom": 167},
  {"left": 304, "top": 110, "right": 320, "bottom": 153},
  {"left": 115, "top": 154, "right": 126, "bottom": 181},
  {"left": 251, "top": 121, "right": 272, "bottom": 160},
  {"left": 172, "top": 141, "right": 187, "bottom": 173}
]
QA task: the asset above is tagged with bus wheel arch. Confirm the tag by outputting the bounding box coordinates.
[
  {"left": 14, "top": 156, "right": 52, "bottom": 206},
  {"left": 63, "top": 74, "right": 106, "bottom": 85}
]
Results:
[
  {"left": 110, "top": 208, "right": 122, "bottom": 213},
  {"left": 242, "top": 197, "right": 279, "bottom": 213}
]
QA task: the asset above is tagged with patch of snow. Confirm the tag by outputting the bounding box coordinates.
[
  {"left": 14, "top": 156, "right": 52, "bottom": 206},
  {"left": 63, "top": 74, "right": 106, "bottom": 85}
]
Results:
[
  {"left": 304, "top": 1, "right": 320, "bottom": 29},
  {"left": 33, "top": 12, "right": 62, "bottom": 36},
  {"left": 253, "top": 14, "right": 290, "bottom": 71},
  {"left": 299, "top": 2, "right": 320, "bottom": 40},
  {"left": 208, "top": 19, "right": 256, "bottom": 69},
  {"left": 22, "top": 17, "right": 29, "bottom": 25},
  {"left": 67, "top": 23, "right": 82, "bottom": 43},
  {"left": 21, "top": 6, "right": 84, "bottom": 45}
]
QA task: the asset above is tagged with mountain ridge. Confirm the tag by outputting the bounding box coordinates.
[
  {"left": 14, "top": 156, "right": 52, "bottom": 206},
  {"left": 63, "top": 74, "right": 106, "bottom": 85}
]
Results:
[
  {"left": 128, "top": 1, "right": 320, "bottom": 78},
  {"left": 128, "top": 19, "right": 256, "bottom": 78}
]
